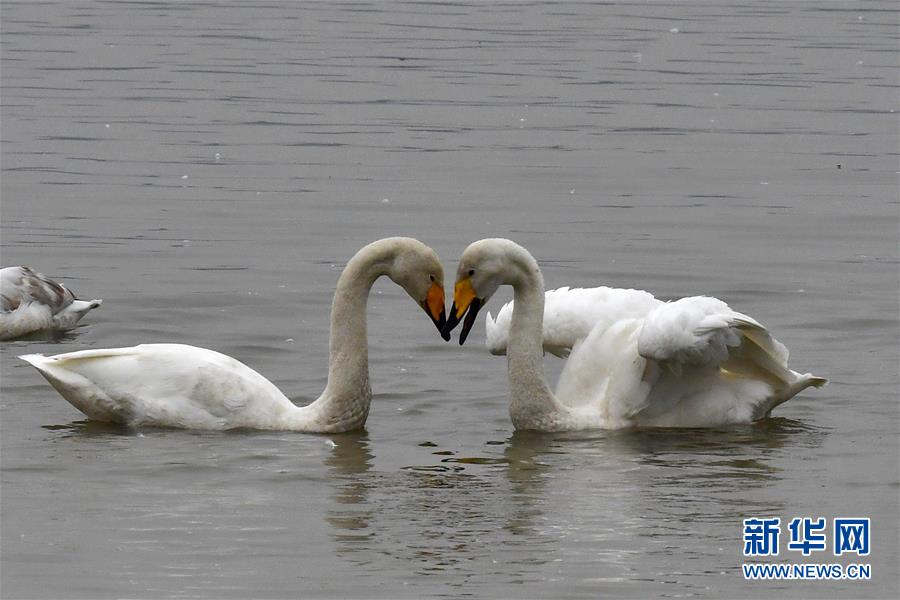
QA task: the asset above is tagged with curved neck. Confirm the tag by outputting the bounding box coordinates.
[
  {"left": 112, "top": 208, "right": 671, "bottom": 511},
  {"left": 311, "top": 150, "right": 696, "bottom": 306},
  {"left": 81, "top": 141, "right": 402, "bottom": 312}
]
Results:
[
  {"left": 303, "top": 240, "right": 397, "bottom": 431},
  {"left": 504, "top": 248, "right": 566, "bottom": 430}
]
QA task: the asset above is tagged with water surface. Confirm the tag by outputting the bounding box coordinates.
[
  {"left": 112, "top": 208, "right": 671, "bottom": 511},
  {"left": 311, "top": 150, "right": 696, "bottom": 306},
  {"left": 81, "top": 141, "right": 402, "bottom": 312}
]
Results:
[{"left": 2, "top": 1, "right": 897, "bottom": 598}]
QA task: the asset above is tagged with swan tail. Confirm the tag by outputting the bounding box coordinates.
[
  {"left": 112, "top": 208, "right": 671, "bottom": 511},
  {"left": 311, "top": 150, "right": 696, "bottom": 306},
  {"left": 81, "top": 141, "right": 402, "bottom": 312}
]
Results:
[
  {"left": 805, "top": 375, "right": 828, "bottom": 389},
  {"left": 783, "top": 371, "right": 828, "bottom": 397},
  {"left": 754, "top": 371, "right": 828, "bottom": 419},
  {"left": 20, "top": 350, "right": 134, "bottom": 422},
  {"left": 710, "top": 321, "right": 825, "bottom": 418}
]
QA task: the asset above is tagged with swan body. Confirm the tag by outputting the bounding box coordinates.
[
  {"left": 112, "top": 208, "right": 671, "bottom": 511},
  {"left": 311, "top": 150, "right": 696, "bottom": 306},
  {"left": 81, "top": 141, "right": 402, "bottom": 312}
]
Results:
[
  {"left": 20, "top": 344, "right": 306, "bottom": 430},
  {"left": 444, "top": 239, "right": 826, "bottom": 431},
  {"left": 20, "top": 238, "right": 447, "bottom": 432},
  {"left": 1, "top": 266, "right": 102, "bottom": 340}
]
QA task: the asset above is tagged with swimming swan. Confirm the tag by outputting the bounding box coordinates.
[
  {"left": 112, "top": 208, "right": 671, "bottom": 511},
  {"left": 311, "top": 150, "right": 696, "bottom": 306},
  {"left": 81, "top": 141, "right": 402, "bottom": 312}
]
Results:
[
  {"left": 442, "top": 238, "right": 825, "bottom": 431},
  {"left": 1, "top": 266, "right": 102, "bottom": 341},
  {"left": 20, "top": 238, "right": 448, "bottom": 432}
]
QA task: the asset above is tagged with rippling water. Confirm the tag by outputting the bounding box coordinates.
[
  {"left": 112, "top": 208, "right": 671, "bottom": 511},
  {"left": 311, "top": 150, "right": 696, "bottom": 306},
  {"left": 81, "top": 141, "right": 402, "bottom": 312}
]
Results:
[{"left": 2, "top": 1, "right": 897, "bottom": 598}]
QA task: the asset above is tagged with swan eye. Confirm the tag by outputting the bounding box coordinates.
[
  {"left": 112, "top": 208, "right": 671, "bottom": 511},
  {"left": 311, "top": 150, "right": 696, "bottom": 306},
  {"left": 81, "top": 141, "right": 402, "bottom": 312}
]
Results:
[
  {"left": 468, "top": 269, "right": 475, "bottom": 277},
  {"left": 429, "top": 274, "right": 435, "bottom": 282}
]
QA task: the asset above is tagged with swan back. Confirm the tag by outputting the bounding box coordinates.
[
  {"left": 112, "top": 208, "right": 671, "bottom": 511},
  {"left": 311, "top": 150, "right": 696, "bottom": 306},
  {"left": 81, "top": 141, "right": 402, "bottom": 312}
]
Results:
[{"left": 20, "top": 344, "right": 296, "bottom": 429}]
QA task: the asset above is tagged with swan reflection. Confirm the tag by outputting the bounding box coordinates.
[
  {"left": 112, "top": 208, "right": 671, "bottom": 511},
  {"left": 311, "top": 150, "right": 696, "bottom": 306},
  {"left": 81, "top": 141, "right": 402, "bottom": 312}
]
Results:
[{"left": 318, "top": 417, "right": 825, "bottom": 586}]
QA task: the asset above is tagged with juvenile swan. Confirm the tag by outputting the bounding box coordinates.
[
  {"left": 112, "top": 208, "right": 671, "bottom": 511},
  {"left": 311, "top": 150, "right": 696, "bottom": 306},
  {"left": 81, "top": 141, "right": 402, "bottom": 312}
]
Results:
[
  {"left": 20, "top": 238, "right": 448, "bottom": 432},
  {"left": 1, "top": 266, "right": 102, "bottom": 340},
  {"left": 442, "top": 239, "right": 825, "bottom": 431}
]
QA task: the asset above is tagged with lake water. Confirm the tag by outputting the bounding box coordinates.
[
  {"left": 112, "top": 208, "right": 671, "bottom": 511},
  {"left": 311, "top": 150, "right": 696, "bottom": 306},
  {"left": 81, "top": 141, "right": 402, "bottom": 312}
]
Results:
[{"left": 1, "top": 1, "right": 897, "bottom": 598}]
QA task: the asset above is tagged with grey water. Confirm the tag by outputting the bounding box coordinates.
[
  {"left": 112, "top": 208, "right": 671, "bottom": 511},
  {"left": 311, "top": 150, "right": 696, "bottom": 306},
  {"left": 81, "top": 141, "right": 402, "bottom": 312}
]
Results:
[{"left": 1, "top": 1, "right": 897, "bottom": 598}]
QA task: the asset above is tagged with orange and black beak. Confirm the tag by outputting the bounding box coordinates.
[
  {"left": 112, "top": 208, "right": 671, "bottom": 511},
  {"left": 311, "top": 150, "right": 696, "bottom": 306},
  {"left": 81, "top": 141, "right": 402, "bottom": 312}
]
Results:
[
  {"left": 421, "top": 281, "right": 450, "bottom": 341},
  {"left": 442, "top": 277, "right": 483, "bottom": 345}
]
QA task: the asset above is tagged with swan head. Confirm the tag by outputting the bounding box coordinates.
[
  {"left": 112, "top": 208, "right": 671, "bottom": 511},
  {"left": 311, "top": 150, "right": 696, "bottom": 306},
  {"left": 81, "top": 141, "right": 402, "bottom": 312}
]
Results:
[
  {"left": 443, "top": 238, "right": 536, "bottom": 345},
  {"left": 381, "top": 238, "right": 449, "bottom": 340}
]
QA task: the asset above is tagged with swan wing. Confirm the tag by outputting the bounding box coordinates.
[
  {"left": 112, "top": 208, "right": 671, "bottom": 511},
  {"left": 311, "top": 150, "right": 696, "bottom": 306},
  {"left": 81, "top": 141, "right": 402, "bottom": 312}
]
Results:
[
  {"left": 2, "top": 266, "right": 75, "bottom": 313},
  {"left": 19, "top": 344, "right": 293, "bottom": 429},
  {"left": 629, "top": 296, "right": 826, "bottom": 425},
  {"left": 636, "top": 296, "right": 767, "bottom": 372},
  {"left": 486, "top": 286, "right": 660, "bottom": 358},
  {"left": 553, "top": 295, "right": 827, "bottom": 427},
  {"left": 1, "top": 266, "right": 101, "bottom": 339}
]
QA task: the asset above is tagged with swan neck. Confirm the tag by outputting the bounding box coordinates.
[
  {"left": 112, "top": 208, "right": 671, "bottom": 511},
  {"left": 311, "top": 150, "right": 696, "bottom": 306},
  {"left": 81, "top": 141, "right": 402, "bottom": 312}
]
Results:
[
  {"left": 312, "top": 243, "right": 394, "bottom": 431},
  {"left": 327, "top": 248, "right": 387, "bottom": 389},
  {"left": 508, "top": 277, "right": 545, "bottom": 375},
  {"left": 506, "top": 261, "right": 560, "bottom": 429}
]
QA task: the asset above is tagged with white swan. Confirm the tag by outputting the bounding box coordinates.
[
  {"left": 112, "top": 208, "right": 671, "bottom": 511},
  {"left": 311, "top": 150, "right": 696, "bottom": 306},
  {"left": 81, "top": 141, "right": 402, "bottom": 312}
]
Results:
[
  {"left": 1, "top": 266, "right": 102, "bottom": 341},
  {"left": 19, "top": 238, "right": 448, "bottom": 432},
  {"left": 442, "top": 238, "right": 826, "bottom": 431}
]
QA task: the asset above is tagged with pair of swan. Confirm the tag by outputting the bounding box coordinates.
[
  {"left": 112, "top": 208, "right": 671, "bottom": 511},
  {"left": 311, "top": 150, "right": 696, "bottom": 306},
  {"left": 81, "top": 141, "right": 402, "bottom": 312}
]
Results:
[
  {"left": 1, "top": 266, "right": 102, "bottom": 341},
  {"left": 18, "top": 238, "right": 824, "bottom": 432}
]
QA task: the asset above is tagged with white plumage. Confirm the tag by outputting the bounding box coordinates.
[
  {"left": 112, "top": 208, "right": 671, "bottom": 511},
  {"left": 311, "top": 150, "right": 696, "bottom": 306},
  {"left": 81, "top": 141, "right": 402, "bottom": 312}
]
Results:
[
  {"left": 486, "top": 286, "right": 658, "bottom": 358},
  {"left": 1, "top": 266, "right": 102, "bottom": 341},
  {"left": 451, "top": 239, "right": 826, "bottom": 431},
  {"left": 19, "top": 238, "right": 448, "bottom": 432},
  {"left": 20, "top": 344, "right": 294, "bottom": 429}
]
